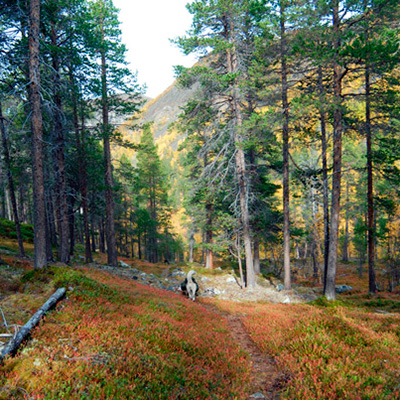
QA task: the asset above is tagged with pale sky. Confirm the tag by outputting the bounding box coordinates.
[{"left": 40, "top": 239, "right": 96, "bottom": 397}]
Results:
[{"left": 113, "top": 0, "right": 198, "bottom": 98}]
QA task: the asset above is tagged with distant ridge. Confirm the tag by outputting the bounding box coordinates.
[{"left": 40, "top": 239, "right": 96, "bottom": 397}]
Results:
[
  {"left": 140, "top": 81, "right": 197, "bottom": 141},
  {"left": 114, "top": 78, "right": 198, "bottom": 161}
]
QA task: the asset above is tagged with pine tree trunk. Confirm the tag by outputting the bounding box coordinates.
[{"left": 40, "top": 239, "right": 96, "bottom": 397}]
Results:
[
  {"left": 280, "top": 2, "right": 291, "bottom": 290},
  {"left": 29, "top": 0, "right": 47, "bottom": 269},
  {"left": 225, "top": 18, "right": 254, "bottom": 289},
  {"left": 205, "top": 202, "right": 214, "bottom": 269},
  {"left": 45, "top": 206, "right": 54, "bottom": 262},
  {"left": 254, "top": 237, "right": 260, "bottom": 274},
  {"left": 45, "top": 186, "right": 57, "bottom": 248},
  {"left": 18, "top": 183, "right": 25, "bottom": 223},
  {"left": 68, "top": 198, "right": 75, "bottom": 256},
  {"left": 0, "top": 102, "right": 25, "bottom": 257},
  {"left": 311, "top": 185, "right": 319, "bottom": 280},
  {"left": 71, "top": 72, "right": 92, "bottom": 263},
  {"left": 325, "top": 1, "right": 343, "bottom": 300},
  {"left": 100, "top": 40, "right": 118, "bottom": 267},
  {"left": 99, "top": 217, "right": 105, "bottom": 254},
  {"left": 90, "top": 212, "right": 96, "bottom": 253},
  {"left": 365, "top": 61, "right": 377, "bottom": 293},
  {"left": 130, "top": 220, "right": 135, "bottom": 258},
  {"left": 237, "top": 236, "right": 245, "bottom": 289},
  {"left": 50, "top": 23, "right": 69, "bottom": 264},
  {"left": 138, "top": 233, "right": 142, "bottom": 260},
  {"left": 342, "top": 177, "right": 350, "bottom": 262},
  {"left": 319, "top": 66, "right": 330, "bottom": 293},
  {"left": 0, "top": 174, "right": 6, "bottom": 218}
]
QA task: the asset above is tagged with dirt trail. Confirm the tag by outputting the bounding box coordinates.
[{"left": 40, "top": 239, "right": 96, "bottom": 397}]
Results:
[
  {"left": 200, "top": 302, "right": 286, "bottom": 400},
  {"left": 94, "top": 264, "right": 287, "bottom": 398}
]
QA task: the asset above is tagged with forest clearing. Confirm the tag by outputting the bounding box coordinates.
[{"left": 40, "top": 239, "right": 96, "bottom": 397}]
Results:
[
  {"left": 1, "top": 0, "right": 400, "bottom": 398},
  {"left": 0, "top": 231, "right": 400, "bottom": 399}
]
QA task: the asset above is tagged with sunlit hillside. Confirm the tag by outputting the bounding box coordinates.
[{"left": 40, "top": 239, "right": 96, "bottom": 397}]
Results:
[{"left": 113, "top": 81, "right": 198, "bottom": 164}]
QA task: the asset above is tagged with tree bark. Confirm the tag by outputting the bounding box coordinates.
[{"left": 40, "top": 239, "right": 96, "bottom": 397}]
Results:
[
  {"left": 100, "top": 24, "right": 118, "bottom": 267},
  {"left": 365, "top": 60, "right": 377, "bottom": 293},
  {"left": 254, "top": 236, "right": 260, "bottom": 274},
  {"left": 280, "top": 1, "right": 291, "bottom": 290},
  {"left": 50, "top": 22, "right": 69, "bottom": 264},
  {"left": 0, "top": 102, "right": 25, "bottom": 257},
  {"left": 29, "top": 0, "right": 47, "bottom": 269},
  {"left": 319, "top": 65, "right": 330, "bottom": 293},
  {"left": 205, "top": 202, "right": 214, "bottom": 269},
  {"left": 99, "top": 216, "right": 105, "bottom": 254},
  {"left": 225, "top": 16, "right": 254, "bottom": 288},
  {"left": 342, "top": 176, "right": 350, "bottom": 262},
  {"left": 0, "top": 288, "right": 66, "bottom": 363},
  {"left": 325, "top": 1, "right": 344, "bottom": 300},
  {"left": 90, "top": 212, "right": 96, "bottom": 253},
  {"left": 71, "top": 71, "right": 92, "bottom": 263},
  {"left": 0, "top": 173, "right": 6, "bottom": 218}
]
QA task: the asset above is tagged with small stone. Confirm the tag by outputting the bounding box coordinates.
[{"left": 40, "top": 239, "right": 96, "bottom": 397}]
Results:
[
  {"left": 276, "top": 283, "right": 285, "bottom": 291},
  {"left": 119, "top": 260, "right": 130, "bottom": 268},
  {"left": 283, "top": 296, "right": 291, "bottom": 304},
  {"left": 335, "top": 285, "right": 353, "bottom": 293},
  {"left": 171, "top": 269, "right": 186, "bottom": 277},
  {"left": 226, "top": 276, "right": 237, "bottom": 284},
  {"left": 250, "top": 392, "right": 265, "bottom": 399}
]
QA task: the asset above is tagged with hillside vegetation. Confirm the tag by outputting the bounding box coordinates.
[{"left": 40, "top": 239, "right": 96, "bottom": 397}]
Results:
[{"left": 0, "top": 231, "right": 400, "bottom": 399}]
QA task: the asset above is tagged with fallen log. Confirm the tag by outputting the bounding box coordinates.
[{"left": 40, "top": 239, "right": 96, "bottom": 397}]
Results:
[{"left": 0, "top": 287, "right": 66, "bottom": 363}]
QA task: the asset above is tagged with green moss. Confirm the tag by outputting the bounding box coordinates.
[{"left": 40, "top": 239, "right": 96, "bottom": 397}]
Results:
[
  {"left": 0, "top": 217, "right": 34, "bottom": 242},
  {"left": 21, "top": 267, "right": 54, "bottom": 284},
  {"left": 310, "top": 296, "right": 346, "bottom": 308}
]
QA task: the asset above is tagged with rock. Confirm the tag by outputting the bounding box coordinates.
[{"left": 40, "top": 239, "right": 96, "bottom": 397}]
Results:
[
  {"left": 226, "top": 276, "right": 237, "bottom": 284},
  {"left": 283, "top": 296, "right": 291, "bottom": 304},
  {"left": 335, "top": 285, "right": 353, "bottom": 294},
  {"left": 170, "top": 269, "right": 185, "bottom": 278},
  {"left": 130, "top": 268, "right": 140, "bottom": 274},
  {"left": 276, "top": 284, "right": 285, "bottom": 292},
  {"left": 202, "top": 287, "right": 222, "bottom": 297},
  {"left": 201, "top": 276, "right": 211, "bottom": 282},
  {"left": 119, "top": 260, "right": 130, "bottom": 268},
  {"left": 250, "top": 393, "right": 266, "bottom": 399}
]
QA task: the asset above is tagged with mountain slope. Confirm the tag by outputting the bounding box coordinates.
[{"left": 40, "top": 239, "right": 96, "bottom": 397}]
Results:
[{"left": 114, "top": 80, "right": 197, "bottom": 163}]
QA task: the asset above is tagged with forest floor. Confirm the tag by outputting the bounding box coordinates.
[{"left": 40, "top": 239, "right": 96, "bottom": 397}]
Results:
[{"left": 0, "top": 239, "right": 400, "bottom": 399}]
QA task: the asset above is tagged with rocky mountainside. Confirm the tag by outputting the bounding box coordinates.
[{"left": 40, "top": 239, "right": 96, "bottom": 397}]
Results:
[{"left": 114, "top": 80, "right": 198, "bottom": 163}]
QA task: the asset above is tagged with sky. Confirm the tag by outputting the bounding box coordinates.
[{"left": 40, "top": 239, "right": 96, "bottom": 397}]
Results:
[{"left": 113, "top": 0, "right": 198, "bottom": 99}]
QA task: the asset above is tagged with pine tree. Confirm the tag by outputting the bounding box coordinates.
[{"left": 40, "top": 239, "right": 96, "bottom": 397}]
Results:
[
  {"left": 136, "top": 124, "right": 170, "bottom": 263},
  {"left": 86, "top": 0, "right": 142, "bottom": 267},
  {"left": 176, "top": 0, "right": 260, "bottom": 287},
  {"left": 29, "top": 0, "right": 47, "bottom": 269}
]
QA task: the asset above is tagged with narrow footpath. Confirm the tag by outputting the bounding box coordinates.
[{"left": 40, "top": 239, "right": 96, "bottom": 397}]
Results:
[
  {"left": 99, "top": 263, "right": 287, "bottom": 399},
  {"left": 201, "top": 302, "right": 286, "bottom": 400}
]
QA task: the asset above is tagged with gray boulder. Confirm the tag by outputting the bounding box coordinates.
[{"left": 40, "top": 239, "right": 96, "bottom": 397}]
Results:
[{"left": 335, "top": 285, "right": 353, "bottom": 294}]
